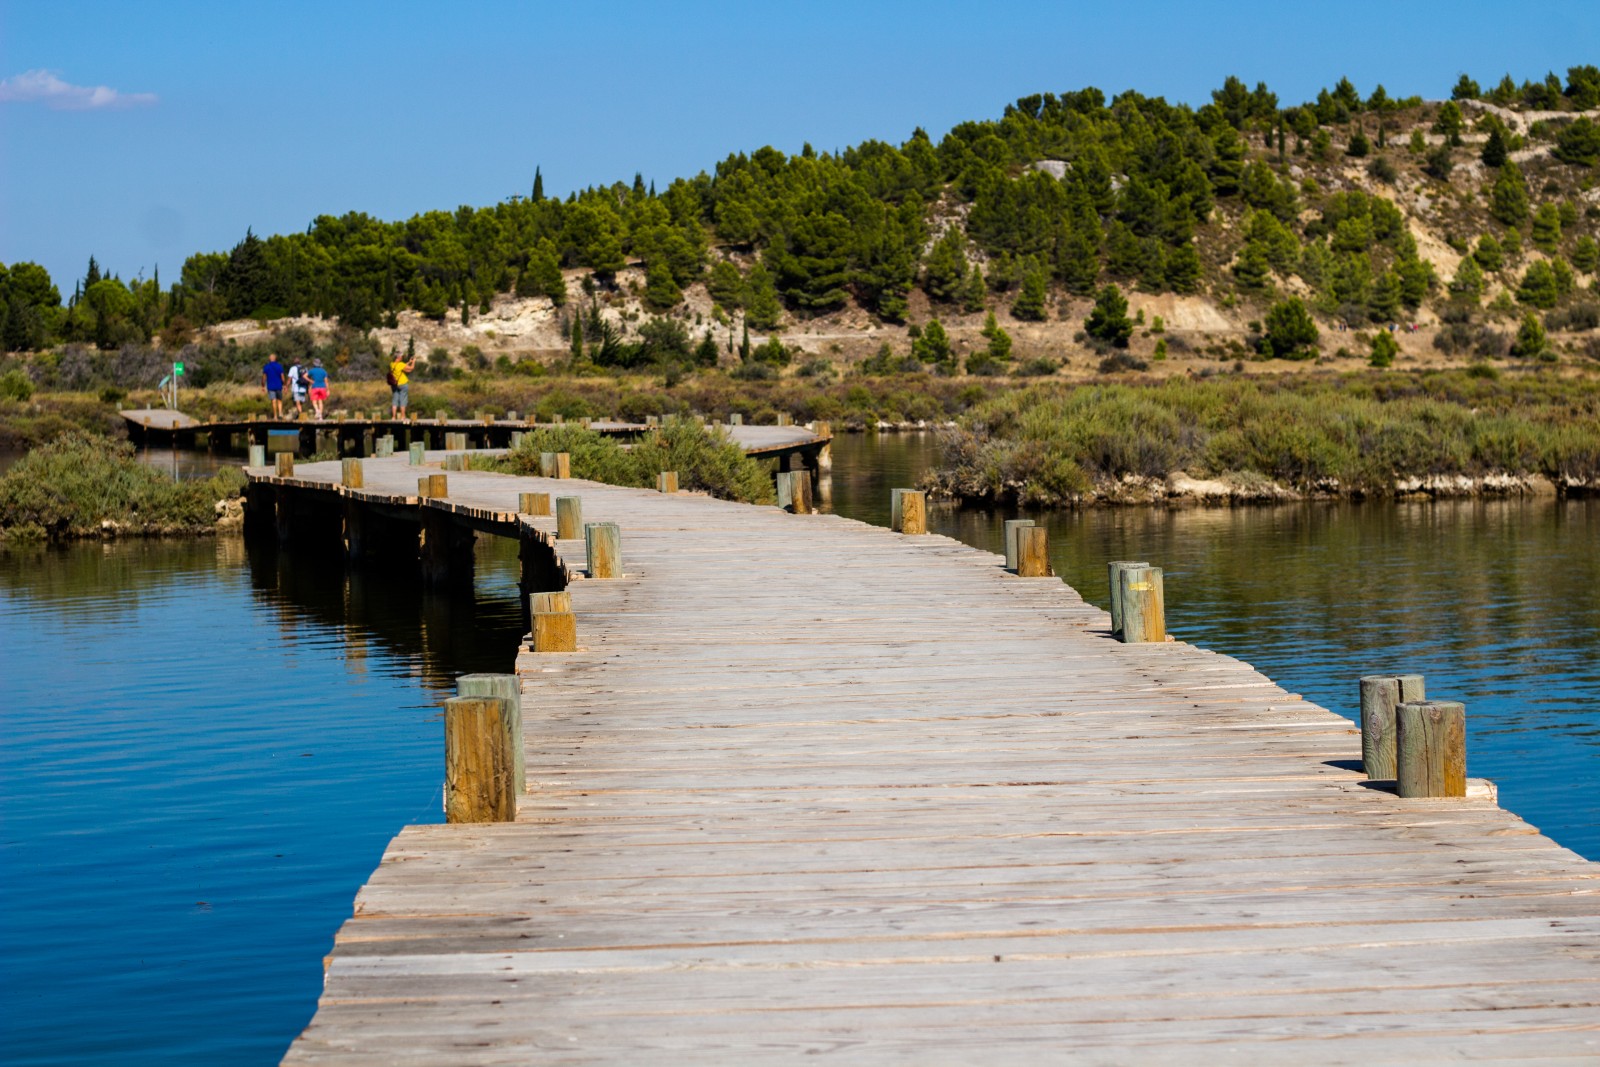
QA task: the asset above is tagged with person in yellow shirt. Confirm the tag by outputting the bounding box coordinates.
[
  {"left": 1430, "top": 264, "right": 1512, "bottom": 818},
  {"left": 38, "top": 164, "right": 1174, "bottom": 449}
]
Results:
[{"left": 388, "top": 348, "right": 418, "bottom": 417}]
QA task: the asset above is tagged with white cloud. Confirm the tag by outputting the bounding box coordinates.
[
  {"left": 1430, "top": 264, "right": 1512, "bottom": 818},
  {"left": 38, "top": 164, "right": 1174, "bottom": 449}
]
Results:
[{"left": 0, "top": 69, "right": 157, "bottom": 110}]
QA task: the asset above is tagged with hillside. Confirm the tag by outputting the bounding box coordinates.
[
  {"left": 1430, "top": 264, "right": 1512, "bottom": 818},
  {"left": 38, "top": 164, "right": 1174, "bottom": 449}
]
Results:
[{"left": 3, "top": 69, "right": 1599, "bottom": 385}]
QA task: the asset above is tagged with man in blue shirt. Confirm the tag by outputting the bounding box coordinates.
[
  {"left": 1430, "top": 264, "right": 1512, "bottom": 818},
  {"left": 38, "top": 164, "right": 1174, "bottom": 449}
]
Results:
[{"left": 262, "top": 352, "right": 286, "bottom": 418}]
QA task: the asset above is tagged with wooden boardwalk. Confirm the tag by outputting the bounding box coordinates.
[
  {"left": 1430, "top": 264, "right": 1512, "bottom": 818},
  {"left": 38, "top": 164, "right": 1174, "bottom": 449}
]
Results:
[{"left": 279, "top": 456, "right": 1600, "bottom": 1064}]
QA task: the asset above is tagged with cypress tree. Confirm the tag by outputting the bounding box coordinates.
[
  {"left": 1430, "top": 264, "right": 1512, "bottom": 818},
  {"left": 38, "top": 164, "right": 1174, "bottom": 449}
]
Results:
[{"left": 532, "top": 166, "right": 544, "bottom": 202}]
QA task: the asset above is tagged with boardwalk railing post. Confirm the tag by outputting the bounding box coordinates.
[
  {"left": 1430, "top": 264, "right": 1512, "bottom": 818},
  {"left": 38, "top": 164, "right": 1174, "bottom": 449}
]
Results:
[
  {"left": 553, "top": 452, "right": 571, "bottom": 479},
  {"left": 341, "top": 458, "right": 364, "bottom": 489},
  {"left": 445, "top": 454, "right": 465, "bottom": 471},
  {"left": 790, "top": 471, "right": 813, "bottom": 514},
  {"left": 519, "top": 492, "right": 551, "bottom": 516},
  {"left": 657, "top": 471, "right": 678, "bottom": 494},
  {"left": 1118, "top": 565, "right": 1165, "bottom": 641},
  {"left": 1107, "top": 560, "right": 1149, "bottom": 637},
  {"left": 409, "top": 442, "right": 426, "bottom": 465},
  {"left": 1396, "top": 700, "right": 1466, "bottom": 798},
  {"left": 531, "top": 611, "right": 577, "bottom": 652},
  {"left": 249, "top": 443, "right": 266, "bottom": 468},
  {"left": 1004, "top": 519, "right": 1036, "bottom": 572},
  {"left": 456, "top": 674, "right": 524, "bottom": 795},
  {"left": 585, "top": 522, "right": 622, "bottom": 578},
  {"left": 419, "top": 474, "right": 447, "bottom": 498},
  {"left": 443, "top": 696, "right": 516, "bottom": 823},
  {"left": 275, "top": 453, "right": 295, "bottom": 477},
  {"left": 555, "top": 496, "right": 583, "bottom": 539},
  {"left": 1016, "top": 525, "right": 1051, "bottom": 577},
  {"left": 376, "top": 435, "right": 395, "bottom": 458},
  {"left": 894, "top": 489, "right": 926, "bottom": 534},
  {"left": 530, "top": 591, "right": 571, "bottom": 615},
  {"left": 1360, "top": 674, "right": 1425, "bottom": 780}
]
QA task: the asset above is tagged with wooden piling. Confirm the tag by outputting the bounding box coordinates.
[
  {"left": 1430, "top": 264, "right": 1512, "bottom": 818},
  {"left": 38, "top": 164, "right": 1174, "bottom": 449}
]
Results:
[
  {"left": 585, "top": 523, "right": 622, "bottom": 578},
  {"left": 530, "top": 591, "right": 571, "bottom": 615},
  {"left": 518, "top": 492, "right": 551, "bottom": 516},
  {"left": 445, "top": 454, "right": 464, "bottom": 472},
  {"left": 890, "top": 488, "right": 905, "bottom": 531},
  {"left": 553, "top": 452, "right": 570, "bottom": 479},
  {"left": 1397, "top": 700, "right": 1466, "bottom": 798},
  {"left": 275, "top": 453, "right": 295, "bottom": 477},
  {"left": 409, "top": 442, "right": 426, "bottom": 465},
  {"left": 456, "top": 674, "right": 524, "bottom": 795},
  {"left": 1107, "top": 560, "right": 1150, "bottom": 637},
  {"left": 376, "top": 435, "right": 395, "bottom": 458},
  {"left": 555, "top": 496, "right": 583, "bottom": 539},
  {"left": 531, "top": 611, "right": 577, "bottom": 652},
  {"left": 419, "top": 474, "right": 447, "bottom": 499},
  {"left": 657, "top": 471, "right": 678, "bottom": 494},
  {"left": 1118, "top": 565, "right": 1165, "bottom": 641},
  {"left": 1004, "top": 520, "right": 1036, "bottom": 572},
  {"left": 898, "top": 490, "right": 927, "bottom": 535},
  {"left": 728, "top": 412, "right": 743, "bottom": 426},
  {"left": 443, "top": 696, "right": 516, "bottom": 823},
  {"left": 249, "top": 443, "right": 266, "bottom": 467},
  {"left": 1360, "top": 674, "right": 1426, "bottom": 780},
  {"left": 1016, "top": 525, "right": 1051, "bottom": 577},
  {"left": 789, "top": 470, "right": 814, "bottom": 514},
  {"left": 341, "top": 458, "right": 364, "bottom": 489}
]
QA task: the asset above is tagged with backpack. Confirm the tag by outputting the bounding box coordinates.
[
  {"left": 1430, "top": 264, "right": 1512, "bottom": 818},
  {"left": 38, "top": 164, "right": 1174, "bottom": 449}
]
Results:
[{"left": 385, "top": 366, "right": 398, "bottom": 388}]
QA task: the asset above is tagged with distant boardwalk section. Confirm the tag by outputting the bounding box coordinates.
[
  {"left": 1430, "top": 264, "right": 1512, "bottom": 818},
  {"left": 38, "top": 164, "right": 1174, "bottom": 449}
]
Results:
[{"left": 274, "top": 455, "right": 1600, "bottom": 1064}]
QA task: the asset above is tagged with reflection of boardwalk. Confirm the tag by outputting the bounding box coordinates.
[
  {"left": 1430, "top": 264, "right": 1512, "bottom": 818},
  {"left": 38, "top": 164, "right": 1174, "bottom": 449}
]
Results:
[{"left": 280, "top": 456, "right": 1600, "bottom": 1064}]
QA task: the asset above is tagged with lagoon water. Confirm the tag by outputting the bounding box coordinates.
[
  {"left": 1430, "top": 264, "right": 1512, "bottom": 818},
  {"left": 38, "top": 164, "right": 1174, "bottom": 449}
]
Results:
[{"left": 1, "top": 432, "right": 1596, "bottom": 1064}]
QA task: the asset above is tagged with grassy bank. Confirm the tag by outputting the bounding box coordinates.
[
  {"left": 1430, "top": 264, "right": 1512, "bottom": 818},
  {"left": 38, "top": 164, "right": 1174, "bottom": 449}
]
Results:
[
  {"left": 488, "top": 418, "right": 774, "bottom": 504},
  {"left": 0, "top": 433, "right": 246, "bottom": 542},
  {"left": 928, "top": 370, "right": 1600, "bottom": 506}
]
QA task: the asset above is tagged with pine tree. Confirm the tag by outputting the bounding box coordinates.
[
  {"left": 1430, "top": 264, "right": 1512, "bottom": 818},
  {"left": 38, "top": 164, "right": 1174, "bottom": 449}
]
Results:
[
  {"left": 921, "top": 228, "right": 969, "bottom": 302},
  {"left": 1083, "top": 284, "right": 1133, "bottom": 348},
  {"left": 961, "top": 265, "right": 986, "bottom": 313},
  {"left": 1010, "top": 261, "right": 1049, "bottom": 321},
  {"left": 1510, "top": 311, "right": 1548, "bottom": 360},
  {"left": 1451, "top": 74, "right": 1480, "bottom": 100},
  {"left": 1531, "top": 203, "right": 1562, "bottom": 253},
  {"left": 694, "top": 330, "right": 719, "bottom": 367},
  {"left": 1346, "top": 126, "right": 1370, "bottom": 158},
  {"left": 1261, "top": 297, "right": 1319, "bottom": 359},
  {"left": 1516, "top": 262, "right": 1560, "bottom": 308},
  {"left": 742, "top": 263, "right": 781, "bottom": 330},
  {"left": 1432, "top": 101, "right": 1464, "bottom": 146},
  {"left": 1369, "top": 270, "right": 1403, "bottom": 321},
  {"left": 1451, "top": 255, "right": 1484, "bottom": 302},
  {"left": 85, "top": 256, "right": 101, "bottom": 288},
  {"left": 1369, "top": 329, "right": 1398, "bottom": 367},
  {"left": 1490, "top": 162, "right": 1530, "bottom": 225},
  {"left": 1481, "top": 127, "right": 1508, "bottom": 168},
  {"left": 1474, "top": 235, "right": 1504, "bottom": 272},
  {"left": 643, "top": 259, "right": 683, "bottom": 310},
  {"left": 912, "top": 319, "right": 954, "bottom": 366},
  {"left": 1572, "top": 235, "right": 1599, "bottom": 274}
]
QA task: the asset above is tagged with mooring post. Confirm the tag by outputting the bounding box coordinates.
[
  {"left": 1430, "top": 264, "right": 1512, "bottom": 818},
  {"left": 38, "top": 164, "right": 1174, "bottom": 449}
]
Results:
[
  {"left": 1396, "top": 700, "right": 1466, "bottom": 798},
  {"left": 456, "top": 673, "right": 524, "bottom": 795},
  {"left": 341, "top": 458, "right": 364, "bottom": 489},
  {"left": 443, "top": 696, "right": 516, "bottom": 823},
  {"left": 657, "top": 471, "right": 678, "bottom": 494},
  {"left": 531, "top": 611, "right": 578, "bottom": 652},
  {"left": 555, "top": 496, "right": 583, "bottom": 539},
  {"left": 275, "top": 453, "right": 295, "bottom": 477},
  {"left": 1118, "top": 565, "right": 1165, "bottom": 641},
  {"left": 1004, "top": 519, "right": 1036, "bottom": 572},
  {"left": 1360, "top": 674, "right": 1426, "bottom": 780},
  {"left": 896, "top": 490, "right": 927, "bottom": 535},
  {"left": 409, "top": 442, "right": 426, "bottom": 465},
  {"left": 1016, "top": 525, "right": 1051, "bottom": 577},
  {"left": 249, "top": 443, "right": 267, "bottom": 468},
  {"left": 1107, "top": 560, "right": 1150, "bottom": 637},
  {"left": 519, "top": 492, "right": 551, "bottom": 516},
  {"left": 585, "top": 522, "right": 622, "bottom": 578}
]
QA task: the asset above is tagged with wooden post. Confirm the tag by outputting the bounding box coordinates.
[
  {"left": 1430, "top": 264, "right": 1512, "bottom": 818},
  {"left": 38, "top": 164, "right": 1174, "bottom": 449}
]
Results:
[
  {"left": 530, "top": 591, "right": 571, "bottom": 614},
  {"left": 510, "top": 431, "right": 524, "bottom": 449},
  {"left": 531, "top": 611, "right": 577, "bottom": 652},
  {"left": 443, "top": 696, "right": 516, "bottom": 823},
  {"left": 539, "top": 452, "right": 557, "bottom": 477},
  {"left": 890, "top": 488, "right": 905, "bottom": 531},
  {"left": 789, "top": 470, "right": 813, "bottom": 514},
  {"left": 275, "top": 452, "right": 295, "bottom": 477},
  {"left": 899, "top": 490, "right": 927, "bottom": 535},
  {"left": 777, "top": 412, "right": 792, "bottom": 426},
  {"left": 657, "top": 471, "right": 678, "bottom": 494},
  {"left": 1015, "top": 525, "right": 1051, "bottom": 577},
  {"left": 456, "top": 674, "right": 524, "bottom": 795},
  {"left": 553, "top": 452, "right": 570, "bottom": 479},
  {"left": 555, "top": 496, "right": 583, "bottom": 539},
  {"left": 1360, "top": 674, "right": 1425, "bottom": 780},
  {"left": 419, "top": 474, "right": 447, "bottom": 498},
  {"left": 728, "top": 412, "right": 743, "bottom": 426},
  {"left": 585, "top": 522, "right": 621, "bottom": 578},
  {"left": 445, "top": 454, "right": 464, "bottom": 471},
  {"left": 814, "top": 420, "right": 832, "bottom": 472},
  {"left": 1396, "top": 700, "right": 1466, "bottom": 798},
  {"left": 409, "top": 442, "right": 426, "bottom": 465},
  {"left": 776, "top": 471, "right": 794, "bottom": 511},
  {"left": 519, "top": 492, "right": 551, "bottom": 516},
  {"left": 1004, "top": 519, "right": 1036, "bottom": 572},
  {"left": 1118, "top": 565, "right": 1165, "bottom": 641},
  {"left": 376, "top": 435, "right": 395, "bottom": 458},
  {"left": 341, "top": 457, "right": 364, "bottom": 488},
  {"left": 1107, "top": 560, "right": 1150, "bottom": 637},
  {"left": 248, "top": 443, "right": 267, "bottom": 467}
]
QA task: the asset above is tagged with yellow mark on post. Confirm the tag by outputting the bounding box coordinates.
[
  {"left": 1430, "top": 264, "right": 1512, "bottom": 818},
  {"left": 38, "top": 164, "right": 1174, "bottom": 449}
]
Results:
[{"left": 1129, "top": 581, "right": 1153, "bottom": 591}]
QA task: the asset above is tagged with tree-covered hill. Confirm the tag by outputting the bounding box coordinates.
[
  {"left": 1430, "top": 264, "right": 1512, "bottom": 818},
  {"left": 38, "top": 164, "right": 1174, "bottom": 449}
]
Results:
[{"left": 3, "top": 67, "right": 1598, "bottom": 375}]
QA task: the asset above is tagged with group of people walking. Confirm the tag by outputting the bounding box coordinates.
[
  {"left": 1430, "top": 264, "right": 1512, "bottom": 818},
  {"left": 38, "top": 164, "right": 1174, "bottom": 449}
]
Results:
[
  {"left": 261, "top": 353, "right": 330, "bottom": 419},
  {"left": 261, "top": 348, "right": 416, "bottom": 420}
]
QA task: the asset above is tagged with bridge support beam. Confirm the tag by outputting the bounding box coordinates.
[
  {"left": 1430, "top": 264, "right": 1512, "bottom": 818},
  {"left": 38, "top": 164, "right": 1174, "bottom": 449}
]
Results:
[{"left": 421, "top": 509, "right": 475, "bottom": 591}]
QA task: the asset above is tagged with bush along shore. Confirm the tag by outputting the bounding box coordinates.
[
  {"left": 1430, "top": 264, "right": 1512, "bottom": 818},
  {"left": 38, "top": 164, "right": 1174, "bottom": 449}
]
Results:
[
  {"left": 926, "top": 371, "right": 1600, "bottom": 507},
  {"left": 488, "top": 418, "right": 774, "bottom": 504},
  {"left": 0, "top": 433, "right": 246, "bottom": 543}
]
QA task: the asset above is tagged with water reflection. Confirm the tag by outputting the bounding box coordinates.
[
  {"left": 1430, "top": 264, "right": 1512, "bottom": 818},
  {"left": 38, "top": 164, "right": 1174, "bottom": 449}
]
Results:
[{"left": 825, "top": 431, "right": 1600, "bottom": 860}]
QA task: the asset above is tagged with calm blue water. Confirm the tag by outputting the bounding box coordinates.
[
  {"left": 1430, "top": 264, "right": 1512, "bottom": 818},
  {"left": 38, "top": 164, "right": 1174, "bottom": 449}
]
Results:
[
  {"left": 1, "top": 434, "right": 1596, "bottom": 1065},
  {"left": 0, "top": 537, "right": 527, "bottom": 1066}
]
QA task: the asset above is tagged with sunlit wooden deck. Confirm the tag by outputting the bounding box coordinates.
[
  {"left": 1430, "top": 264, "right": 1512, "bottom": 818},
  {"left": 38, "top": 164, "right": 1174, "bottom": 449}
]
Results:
[{"left": 276, "top": 455, "right": 1600, "bottom": 1064}]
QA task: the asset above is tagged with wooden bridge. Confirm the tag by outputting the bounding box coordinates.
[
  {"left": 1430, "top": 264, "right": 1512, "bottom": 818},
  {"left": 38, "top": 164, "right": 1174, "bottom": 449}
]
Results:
[{"left": 262, "top": 453, "right": 1600, "bottom": 1064}]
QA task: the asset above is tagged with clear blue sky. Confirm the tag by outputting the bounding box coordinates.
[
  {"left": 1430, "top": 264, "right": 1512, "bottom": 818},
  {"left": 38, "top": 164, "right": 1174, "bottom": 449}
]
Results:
[{"left": 2, "top": 0, "right": 1594, "bottom": 295}]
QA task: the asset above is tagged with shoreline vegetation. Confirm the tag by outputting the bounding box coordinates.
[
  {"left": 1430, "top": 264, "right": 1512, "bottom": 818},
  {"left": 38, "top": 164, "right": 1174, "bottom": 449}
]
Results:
[{"left": 925, "top": 371, "right": 1600, "bottom": 506}]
